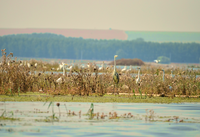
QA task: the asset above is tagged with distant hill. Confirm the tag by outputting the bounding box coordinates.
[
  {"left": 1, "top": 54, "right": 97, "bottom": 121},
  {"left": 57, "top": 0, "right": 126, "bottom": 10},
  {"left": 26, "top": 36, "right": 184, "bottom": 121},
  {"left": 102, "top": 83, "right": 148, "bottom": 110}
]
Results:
[
  {"left": 0, "top": 28, "right": 200, "bottom": 42},
  {"left": 0, "top": 28, "right": 127, "bottom": 40}
]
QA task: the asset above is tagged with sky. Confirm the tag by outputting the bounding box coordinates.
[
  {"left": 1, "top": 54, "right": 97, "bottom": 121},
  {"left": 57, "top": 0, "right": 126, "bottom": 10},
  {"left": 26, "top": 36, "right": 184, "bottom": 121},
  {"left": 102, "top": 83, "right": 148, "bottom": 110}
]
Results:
[{"left": 0, "top": 0, "right": 200, "bottom": 32}]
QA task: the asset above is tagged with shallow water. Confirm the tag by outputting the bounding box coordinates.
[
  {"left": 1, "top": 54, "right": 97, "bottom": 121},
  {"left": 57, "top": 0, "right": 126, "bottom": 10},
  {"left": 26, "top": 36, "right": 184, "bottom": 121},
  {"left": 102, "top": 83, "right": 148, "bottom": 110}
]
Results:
[{"left": 0, "top": 102, "right": 200, "bottom": 137}]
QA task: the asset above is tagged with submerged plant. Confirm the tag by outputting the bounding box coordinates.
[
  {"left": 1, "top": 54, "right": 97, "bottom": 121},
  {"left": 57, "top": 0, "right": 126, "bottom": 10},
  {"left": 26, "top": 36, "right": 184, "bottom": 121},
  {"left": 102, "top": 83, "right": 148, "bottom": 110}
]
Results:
[
  {"left": 56, "top": 102, "right": 61, "bottom": 118},
  {"left": 44, "top": 98, "right": 56, "bottom": 121},
  {"left": 87, "top": 103, "right": 94, "bottom": 119},
  {"left": 132, "top": 89, "right": 136, "bottom": 99}
]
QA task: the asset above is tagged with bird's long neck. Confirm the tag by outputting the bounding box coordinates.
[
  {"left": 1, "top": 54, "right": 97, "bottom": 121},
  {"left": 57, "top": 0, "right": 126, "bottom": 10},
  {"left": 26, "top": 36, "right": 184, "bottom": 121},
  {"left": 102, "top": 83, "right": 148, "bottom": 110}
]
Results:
[
  {"left": 114, "top": 57, "right": 116, "bottom": 72},
  {"left": 138, "top": 69, "right": 140, "bottom": 78}
]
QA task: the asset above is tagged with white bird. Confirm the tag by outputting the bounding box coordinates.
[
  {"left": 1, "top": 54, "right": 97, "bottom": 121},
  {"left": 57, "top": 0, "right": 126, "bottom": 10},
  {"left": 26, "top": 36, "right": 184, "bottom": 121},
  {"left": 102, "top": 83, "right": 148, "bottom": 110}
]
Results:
[
  {"left": 27, "top": 63, "right": 30, "bottom": 68},
  {"left": 59, "top": 62, "right": 65, "bottom": 70},
  {"left": 154, "top": 60, "right": 160, "bottom": 63},
  {"left": 87, "top": 62, "right": 91, "bottom": 68},
  {"left": 56, "top": 77, "right": 63, "bottom": 83},
  {"left": 67, "top": 65, "right": 73, "bottom": 71},
  {"left": 62, "top": 63, "right": 68, "bottom": 76},
  {"left": 35, "top": 63, "right": 37, "bottom": 67},
  {"left": 19, "top": 61, "right": 23, "bottom": 66},
  {"left": 136, "top": 67, "right": 141, "bottom": 84},
  {"left": 81, "top": 65, "right": 85, "bottom": 69},
  {"left": 99, "top": 62, "right": 104, "bottom": 71},
  {"left": 126, "top": 65, "right": 132, "bottom": 72},
  {"left": 56, "top": 63, "right": 68, "bottom": 83},
  {"left": 121, "top": 65, "right": 127, "bottom": 72}
]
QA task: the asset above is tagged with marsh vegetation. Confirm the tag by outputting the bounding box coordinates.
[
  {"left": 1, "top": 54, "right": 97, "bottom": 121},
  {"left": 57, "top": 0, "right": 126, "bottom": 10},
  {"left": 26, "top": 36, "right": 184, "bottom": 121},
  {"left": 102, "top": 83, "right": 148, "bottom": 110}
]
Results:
[{"left": 0, "top": 49, "right": 200, "bottom": 100}]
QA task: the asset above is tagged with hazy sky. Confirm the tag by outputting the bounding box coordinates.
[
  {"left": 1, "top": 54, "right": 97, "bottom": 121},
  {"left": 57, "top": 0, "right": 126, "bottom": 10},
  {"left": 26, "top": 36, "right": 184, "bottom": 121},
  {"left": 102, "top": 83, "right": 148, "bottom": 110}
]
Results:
[{"left": 0, "top": 0, "right": 200, "bottom": 32}]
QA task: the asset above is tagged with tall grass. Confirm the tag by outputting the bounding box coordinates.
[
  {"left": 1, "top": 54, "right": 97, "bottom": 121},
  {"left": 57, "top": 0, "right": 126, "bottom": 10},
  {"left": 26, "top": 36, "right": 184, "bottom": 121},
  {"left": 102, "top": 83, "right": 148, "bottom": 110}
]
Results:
[{"left": 0, "top": 49, "right": 200, "bottom": 97}]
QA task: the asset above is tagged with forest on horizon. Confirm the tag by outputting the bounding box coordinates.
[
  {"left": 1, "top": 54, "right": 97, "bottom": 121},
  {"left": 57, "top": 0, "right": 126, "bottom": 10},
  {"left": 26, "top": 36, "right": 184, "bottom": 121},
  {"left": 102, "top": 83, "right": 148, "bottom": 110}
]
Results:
[{"left": 0, "top": 33, "right": 200, "bottom": 63}]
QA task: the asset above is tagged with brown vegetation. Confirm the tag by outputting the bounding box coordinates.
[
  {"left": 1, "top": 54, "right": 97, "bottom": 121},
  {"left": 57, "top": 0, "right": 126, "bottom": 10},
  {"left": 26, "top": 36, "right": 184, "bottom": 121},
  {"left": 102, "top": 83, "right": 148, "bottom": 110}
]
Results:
[
  {"left": 0, "top": 49, "right": 200, "bottom": 98},
  {"left": 108, "top": 58, "right": 145, "bottom": 66}
]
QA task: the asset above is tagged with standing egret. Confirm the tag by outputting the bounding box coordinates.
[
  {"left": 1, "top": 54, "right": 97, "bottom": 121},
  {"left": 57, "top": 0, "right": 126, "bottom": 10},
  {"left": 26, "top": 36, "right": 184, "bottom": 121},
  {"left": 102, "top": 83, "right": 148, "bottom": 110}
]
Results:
[
  {"left": 113, "top": 55, "right": 119, "bottom": 94},
  {"left": 56, "top": 63, "right": 68, "bottom": 83},
  {"left": 67, "top": 64, "right": 73, "bottom": 71},
  {"left": 162, "top": 69, "right": 165, "bottom": 82},
  {"left": 27, "top": 63, "right": 30, "bottom": 68},
  {"left": 19, "top": 61, "right": 23, "bottom": 66},
  {"left": 136, "top": 67, "right": 141, "bottom": 84},
  {"left": 99, "top": 62, "right": 104, "bottom": 71},
  {"left": 87, "top": 62, "right": 90, "bottom": 68},
  {"left": 126, "top": 65, "right": 132, "bottom": 73},
  {"left": 121, "top": 65, "right": 127, "bottom": 72},
  {"left": 59, "top": 62, "right": 65, "bottom": 70}
]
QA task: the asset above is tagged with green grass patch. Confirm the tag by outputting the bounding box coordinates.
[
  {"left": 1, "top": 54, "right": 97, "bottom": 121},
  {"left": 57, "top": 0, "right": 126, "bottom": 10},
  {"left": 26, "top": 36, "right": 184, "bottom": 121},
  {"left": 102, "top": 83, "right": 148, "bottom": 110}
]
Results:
[{"left": 0, "top": 93, "right": 200, "bottom": 103}]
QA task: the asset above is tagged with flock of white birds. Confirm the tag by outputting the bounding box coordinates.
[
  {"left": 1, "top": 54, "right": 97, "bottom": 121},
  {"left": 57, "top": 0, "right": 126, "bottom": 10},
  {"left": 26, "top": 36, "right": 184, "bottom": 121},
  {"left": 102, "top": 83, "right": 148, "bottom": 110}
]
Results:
[{"left": 5, "top": 57, "right": 169, "bottom": 87}]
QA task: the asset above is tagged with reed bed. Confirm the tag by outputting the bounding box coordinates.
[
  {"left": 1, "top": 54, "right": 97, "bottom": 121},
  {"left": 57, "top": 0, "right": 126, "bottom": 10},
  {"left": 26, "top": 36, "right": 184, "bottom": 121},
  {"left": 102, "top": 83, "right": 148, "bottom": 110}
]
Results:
[{"left": 0, "top": 49, "right": 200, "bottom": 98}]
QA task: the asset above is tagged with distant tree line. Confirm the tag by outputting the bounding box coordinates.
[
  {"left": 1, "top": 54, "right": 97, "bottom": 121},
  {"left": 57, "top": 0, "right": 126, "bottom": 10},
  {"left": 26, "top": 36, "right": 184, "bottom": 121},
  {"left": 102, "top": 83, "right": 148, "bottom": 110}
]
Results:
[{"left": 0, "top": 33, "right": 200, "bottom": 63}]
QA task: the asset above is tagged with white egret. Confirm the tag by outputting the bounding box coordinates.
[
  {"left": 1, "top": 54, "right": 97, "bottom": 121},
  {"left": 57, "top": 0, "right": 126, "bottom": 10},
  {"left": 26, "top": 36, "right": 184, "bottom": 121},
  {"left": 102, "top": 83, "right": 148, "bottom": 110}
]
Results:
[
  {"left": 27, "top": 63, "right": 30, "bottom": 68},
  {"left": 126, "top": 65, "right": 132, "bottom": 72},
  {"left": 113, "top": 55, "right": 119, "bottom": 85},
  {"left": 59, "top": 62, "right": 65, "bottom": 70},
  {"left": 154, "top": 60, "right": 160, "bottom": 63},
  {"left": 56, "top": 63, "right": 68, "bottom": 83},
  {"left": 121, "top": 65, "right": 127, "bottom": 72},
  {"left": 87, "top": 62, "right": 91, "bottom": 68},
  {"left": 67, "top": 64, "right": 73, "bottom": 71},
  {"left": 99, "top": 62, "right": 104, "bottom": 71},
  {"left": 136, "top": 67, "right": 141, "bottom": 84},
  {"left": 19, "top": 61, "right": 23, "bottom": 66}
]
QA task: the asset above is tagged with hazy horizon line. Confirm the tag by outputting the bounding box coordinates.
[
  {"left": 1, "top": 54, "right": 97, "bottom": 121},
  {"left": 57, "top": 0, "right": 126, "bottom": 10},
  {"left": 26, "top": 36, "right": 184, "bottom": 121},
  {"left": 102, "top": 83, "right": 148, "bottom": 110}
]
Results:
[{"left": 0, "top": 28, "right": 200, "bottom": 33}]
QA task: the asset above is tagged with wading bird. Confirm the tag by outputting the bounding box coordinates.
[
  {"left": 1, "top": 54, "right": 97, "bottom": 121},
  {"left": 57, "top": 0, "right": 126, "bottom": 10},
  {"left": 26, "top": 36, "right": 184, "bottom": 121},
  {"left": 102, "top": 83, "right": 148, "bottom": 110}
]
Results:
[
  {"left": 113, "top": 55, "right": 119, "bottom": 93},
  {"left": 126, "top": 65, "right": 132, "bottom": 73},
  {"left": 154, "top": 60, "right": 160, "bottom": 63},
  {"left": 136, "top": 67, "right": 141, "bottom": 84},
  {"left": 27, "top": 63, "right": 30, "bottom": 68},
  {"left": 121, "top": 65, "right": 127, "bottom": 72},
  {"left": 162, "top": 69, "right": 165, "bottom": 82},
  {"left": 56, "top": 63, "right": 68, "bottom": 83},
  {"left": 99, "top": 62, "right": 104, "bottom": 71},
  {"left": 67, "top": 64, "right": 73, "bottom": 71},
  {"left": 35, "top": 63, "right": 37, "bottom": 68}
]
